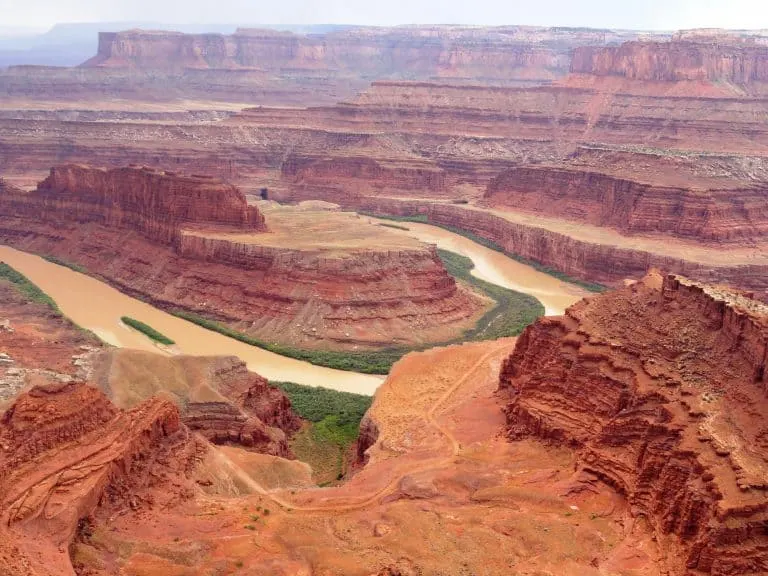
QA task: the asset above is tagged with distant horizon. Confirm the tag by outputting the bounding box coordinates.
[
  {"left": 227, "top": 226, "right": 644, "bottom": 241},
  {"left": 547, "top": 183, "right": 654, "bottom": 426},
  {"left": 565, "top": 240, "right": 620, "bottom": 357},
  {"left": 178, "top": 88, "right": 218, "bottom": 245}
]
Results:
[
  {"left": 2, "top": 0, "right": 768, "bottom": 33},
  {"left": 8, "top": 20, "right": 768, "bottom": 37}
]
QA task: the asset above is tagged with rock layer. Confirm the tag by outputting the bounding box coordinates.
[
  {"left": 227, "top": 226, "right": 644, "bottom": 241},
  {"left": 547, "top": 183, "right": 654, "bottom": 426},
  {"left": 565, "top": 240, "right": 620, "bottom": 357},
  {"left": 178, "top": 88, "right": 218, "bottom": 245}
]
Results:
[
  {"left": 84, "top": 26, "right": 624, "bottom": 81},
  {"left": 0, "top": 166, "right": 484, "bottom": 349},
  {"left": 485, "top": 164, "right": 768, "bottom": 241},
  {"left": 29, "top": 164, "right": 266, "bottom": 243},
  {"left": 571, "top": 40, "right": 768, "bottom": 83},
  {"left": 0, "top": 381, "right": 201, "bottom": 576},
  {"left": 93, "top": 350, "right": 300, "bottom": 457},
  {"left": 334, "top": 196, "right": 768, "bottom": 300},
  {"left": 499, "top": 272, "right": 768, "bottom": 574}
]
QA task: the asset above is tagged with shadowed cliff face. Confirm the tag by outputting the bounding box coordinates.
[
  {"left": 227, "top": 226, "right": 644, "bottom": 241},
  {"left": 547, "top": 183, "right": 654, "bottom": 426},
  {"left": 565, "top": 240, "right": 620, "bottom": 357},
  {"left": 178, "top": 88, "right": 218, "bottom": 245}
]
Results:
[{"left": 499, "top": 272, "right": 768, "bottom": 575}]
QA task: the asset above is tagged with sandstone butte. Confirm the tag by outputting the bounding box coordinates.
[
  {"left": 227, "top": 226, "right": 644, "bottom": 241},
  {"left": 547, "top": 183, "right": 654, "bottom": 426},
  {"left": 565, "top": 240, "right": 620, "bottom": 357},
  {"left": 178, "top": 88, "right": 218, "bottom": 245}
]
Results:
[
  {"left": 3, "top": 34, "right": 768, "bottom": 298},
  {"left": 0, "top": 165, "right": 486, "bottom": 350},
  {"left": 500, "top": 271, "right": 768, "bottom": 575},
  {"left": 3, "top": 271, "right": 768, "bottom": 574}
]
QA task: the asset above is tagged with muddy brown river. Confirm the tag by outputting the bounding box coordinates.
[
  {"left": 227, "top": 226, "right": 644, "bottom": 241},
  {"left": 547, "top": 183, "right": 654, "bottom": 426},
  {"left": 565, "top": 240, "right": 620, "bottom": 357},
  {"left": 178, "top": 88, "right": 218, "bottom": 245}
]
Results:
[
  {"left": 1, "top": 225, "right": 588, "bottom": 394},
  {"left": 370, "top": 219, "right": 591, "bottom": 315},
  {"left": 0, "top": 245, "right": 385, "bottom": 395}
]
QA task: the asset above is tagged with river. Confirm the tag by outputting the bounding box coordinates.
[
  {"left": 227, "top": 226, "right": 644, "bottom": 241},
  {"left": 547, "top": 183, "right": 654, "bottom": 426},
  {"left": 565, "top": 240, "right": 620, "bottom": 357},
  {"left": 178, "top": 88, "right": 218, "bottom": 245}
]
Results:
[
  {"left": 0, "top": 225, "right": 588, "bottom": 395},
  {"left": 370, "top": 219, "right": 591, "bottom": 316},
  {"left": 0, "top": 245, "right": 385, "bottom": 395}
]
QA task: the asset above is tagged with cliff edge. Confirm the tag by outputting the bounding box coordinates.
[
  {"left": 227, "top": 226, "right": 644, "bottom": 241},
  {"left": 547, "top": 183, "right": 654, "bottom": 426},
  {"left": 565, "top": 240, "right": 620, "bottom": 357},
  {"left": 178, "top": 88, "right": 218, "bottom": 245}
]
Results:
[{"left": 500, "top": 272, "right": 768, "bottom": 574}]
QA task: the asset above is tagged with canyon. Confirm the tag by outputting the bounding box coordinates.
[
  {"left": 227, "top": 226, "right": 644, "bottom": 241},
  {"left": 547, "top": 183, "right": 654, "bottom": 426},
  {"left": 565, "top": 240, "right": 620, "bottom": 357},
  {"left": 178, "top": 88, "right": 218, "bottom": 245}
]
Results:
[
  {"left": 2, "top": 34, "right": 768, "bottom": 298},
  {"left": 0, "top": 165, "right": 488, "bottom": 351},
  {"left": 500, "top": 272, "right": 768, "bottom": 574},
  {"left": 2, "top": 22, "right": 768, "bottom": 576},
  {"left": 7, "top": 269, "right": 764, "bottom": 574}
]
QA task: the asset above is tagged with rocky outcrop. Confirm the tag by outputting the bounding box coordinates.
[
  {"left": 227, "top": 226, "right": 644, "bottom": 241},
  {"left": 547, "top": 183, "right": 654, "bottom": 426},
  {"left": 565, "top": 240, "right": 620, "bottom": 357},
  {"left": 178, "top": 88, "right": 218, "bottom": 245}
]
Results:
[
  {"left": 0, "top": 276, "right": 102, "bottom": 405},
  {"left": 571, "top": 40, "right": 768, "bottom": 84},
  {"left": 485, "top": 165, "right": 768, "bottom": 241},
  {"left": 183, "top": 401, "right": 290, "bottom": 455},
  {"left": 0, "top": 166, "right": 484, "bottom": 350},
  {"left": 93, "top": 351, "right": 300, "bottom": 457},
  {"left": 282, "top": 155, "right": 447, "bottom": 195},
  {"left": 0, "top": 381, "right": 201, "bottom": 575},
  {"left": 25, "top": 164, "right": 266, "bottom": 244},
  {"left": 499, "top": 273, "right": 768, "bottom": 574}
]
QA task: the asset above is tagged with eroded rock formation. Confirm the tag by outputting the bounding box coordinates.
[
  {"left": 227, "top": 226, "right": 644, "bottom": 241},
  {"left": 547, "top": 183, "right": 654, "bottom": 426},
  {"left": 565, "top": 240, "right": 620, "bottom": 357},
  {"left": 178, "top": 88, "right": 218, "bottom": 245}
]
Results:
[
  {"left": 0, "top": 381, "right": 201, "bottom": 576},
  {"left": 499, "top": 272, "right": 768, "bottom": 574},
  {"left": 0, "top": 166, "right": 484, "bottom": 349},
  {"left": 83, "top": 26, "right": 619, "bottom": 81},
  {"left": 571, "top": 40, "right": 768, "bottom": 84},
  {"left": 347, "top": 196, "right": 768, "bottom": 300},
  {"left": 27, "top": 164, "right": 266, "bottom": 243},
  {"left": 93, "top": 350, "right": 300, "bottom": 457},
  {"left": 485, "top": 164, "right": 768, "bottom": 241}
]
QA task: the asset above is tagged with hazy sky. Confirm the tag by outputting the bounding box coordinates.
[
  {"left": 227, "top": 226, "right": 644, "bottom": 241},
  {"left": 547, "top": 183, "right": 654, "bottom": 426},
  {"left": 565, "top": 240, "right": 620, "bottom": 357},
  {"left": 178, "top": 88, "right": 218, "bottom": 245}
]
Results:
[{"left": 2, "top": 0, "right": 768, "bottom": 31}]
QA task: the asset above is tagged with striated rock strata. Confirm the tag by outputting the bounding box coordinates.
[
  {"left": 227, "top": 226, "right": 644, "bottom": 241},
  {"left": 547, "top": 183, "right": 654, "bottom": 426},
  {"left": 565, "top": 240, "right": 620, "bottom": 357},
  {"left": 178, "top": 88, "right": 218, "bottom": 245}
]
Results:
[
  {"left": 485, "top": 164, "right": 768, "bottom": 242},
  {"left": 335, "top": 196, "right": 768, "bottom": 300},
  {"left": 93, "top": 350, "right": 300, "bottom": 457},
  {"left": 571, "top": 40, "right": 768, "bottom": 83},
  {"left": 0, "top": 165, "right": 484, "bottom": 349},
  {"left": 83, "top": 26, "right": 625, "bottom": 81},
  {"left": 28, "top": 163, "right": 266, "bottom": 242},
  {"left": 0, "top": 381, "right": 202, "bottom": 576},
  {"left": 499, "top": 272, "right": 768, "bottom": 574}
]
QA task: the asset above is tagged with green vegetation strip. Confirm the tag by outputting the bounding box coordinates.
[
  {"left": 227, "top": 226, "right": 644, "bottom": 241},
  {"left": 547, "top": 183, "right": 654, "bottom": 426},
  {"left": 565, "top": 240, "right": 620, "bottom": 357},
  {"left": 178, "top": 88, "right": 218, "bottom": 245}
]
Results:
[
  {"left": 120, "top": 316, "right": 176, "bottom": 345},
  {"left": 437, "top": 249, "right": 543, "bottom": 341},
  {"left": 361, "top": 211, "right": 606, "bottom": 293},
  {"left": 377, "top": 222, "right": 411, "bottom": 231},
  {"left": 271, "top": 381, "right": 372, "bottom": 430},
  {"left": 0, "top": 262, "right": 60, "bottom": 311},
  {"left": 42, "top": 255, "right": 88, "bottom": 274},
  {"left": 0, "top": 261, "right": 103, "bottom": 342},
  {"left": 272, "top": 381, "right": 373, "bottom": 483},
  {"left": 171, "top": 310, "right": 405, "bottom": 374}
]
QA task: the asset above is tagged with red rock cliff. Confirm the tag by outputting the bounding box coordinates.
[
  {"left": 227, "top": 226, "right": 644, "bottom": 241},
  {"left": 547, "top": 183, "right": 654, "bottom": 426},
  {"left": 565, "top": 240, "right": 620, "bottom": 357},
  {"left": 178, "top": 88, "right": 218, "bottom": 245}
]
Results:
[
  {"left": 319, "top": 196, "right": 768, "bottom": 299},
  {"left": 571, "top": 40, "right": 768, "bottom": 83},
  {"left": 499, "top": 273, "right": 768, "bottom": 574},
  {"left": 282, "top": 155, "right": 447, "bottom": 195},
  {"left": 26, "top": 164, "right": 266, "bottom": 244},
  {"left": 485, "top": 165, "right": 768, "bottom": 241},
  {"left": 0, "top": 166, "right": 483, "bottom": 350},
  {"left": 0, "top": 381, "right": 200, "bottom": 575}
]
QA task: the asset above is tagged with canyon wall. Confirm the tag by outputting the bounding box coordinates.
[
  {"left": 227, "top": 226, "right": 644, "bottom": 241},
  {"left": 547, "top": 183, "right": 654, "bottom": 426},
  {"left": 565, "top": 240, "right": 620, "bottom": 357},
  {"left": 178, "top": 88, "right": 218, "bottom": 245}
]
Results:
[
  {"left": 498, "top": 273, "right": 768, "bottom": 574},
  {"left": 27, "top": 164, "right": 266, "bottom": 244},
  {"left": 571, "top": 40, "right": 768, "bottom": 83},
  {"left": 0, "top": 380, "right": 201, "bottom": 575},
  {"left": 282, "top": 155, "right": 447, "bottom": 195},
  {"left": 485, "top": 165, "right": 768, "bottom": 241},
  {"left": 0, "top": 166, "right": 483, "bottom": 350},
  {"left": 347, "top": 197, "right": 768, "bottom": 297},
  {"left": 83, "top": 26, "right": 626, "bottom": 81},
  {"left": 5, "top": 75, "right": 768, "bottom": 188}
]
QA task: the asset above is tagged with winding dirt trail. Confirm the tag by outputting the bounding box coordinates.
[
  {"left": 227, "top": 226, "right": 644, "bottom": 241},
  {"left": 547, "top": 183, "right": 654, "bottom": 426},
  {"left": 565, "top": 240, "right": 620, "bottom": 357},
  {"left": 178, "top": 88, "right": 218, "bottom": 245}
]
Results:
[{"left": 244, "top": 341, "right": 511, "bottom": 514}]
